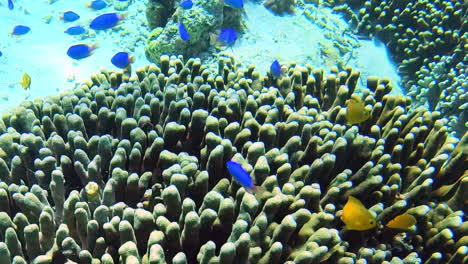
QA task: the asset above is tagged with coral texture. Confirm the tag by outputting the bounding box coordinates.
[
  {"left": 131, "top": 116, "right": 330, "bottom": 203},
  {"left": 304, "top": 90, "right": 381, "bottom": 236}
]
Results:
[
  {"left": 320, "top": 0, "right": 467, "bottom": 135},
  {"left": 145, "top": 0, "right": 246, "bottom": 63},
  {"left": 0, "top": 55, "right": 466, "bottom": 263},
  {"left": 264, "top": 0, "right": 296, "bottom": 15}
]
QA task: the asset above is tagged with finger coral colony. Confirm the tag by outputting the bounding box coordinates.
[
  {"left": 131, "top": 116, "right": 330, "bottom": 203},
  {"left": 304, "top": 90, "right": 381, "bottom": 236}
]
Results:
[
  {"left": 0, "top": 0, "right": 467, "bottom": 263},
  {"left": 0, "top": 54, "right": 466, "bottom": 264}
]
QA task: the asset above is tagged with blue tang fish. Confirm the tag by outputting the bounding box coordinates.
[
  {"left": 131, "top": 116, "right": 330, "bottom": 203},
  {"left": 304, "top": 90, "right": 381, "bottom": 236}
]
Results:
[
  {"left": 88, "top": 0, "right": 107, "bottom": 10},
  {"left": 178, "top": 22, "right": 190, "bottom": 41},
  {"left": 180, "top": 0, "right": 193, "bottom": 9},
  {"left": 270, "top": 60, "right": 281, "bottom": 78},
  {"left": 90, "top": 13, "right": 123, "bottom": 30},
  {"left": 67, "top": 43, "right": 96, "bottom": 60},
  {"left": 225, "top": 0, "right": 243, "bottom": 8},
  {"left": 8, "top": 0, "right": 13, "bottom": 10},
  {"left": 62, "top": 11, "right": 80, "bottom": 22},
  {"left": 111, "top": 52, "right": 133, "bottom": 68},
  {"left": 64, "top": 25, "right": 86, "bottom": 35},
  {"left": 226, "top": 160, "right": 259, "bottom": 191},
  {"left": 218, "top": 27, "right": 237, "bottom": 45},
  {"left": 11, "top": 25, "right": 30, "bottom": 35}
]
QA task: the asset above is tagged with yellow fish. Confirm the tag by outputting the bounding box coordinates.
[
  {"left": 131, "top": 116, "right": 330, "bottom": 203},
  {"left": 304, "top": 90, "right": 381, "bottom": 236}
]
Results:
[
  {"left": 386, "top": 213, "right": 416, "bottom": 230},
  {"left": 19, "top": 73, "right": 31, "bottom": 90},
  {"left": 346, "top": 96, "right": 370, "bottom": 125},
  {"left": 341, "top": 196, "right": 376, "bottom": 231}
]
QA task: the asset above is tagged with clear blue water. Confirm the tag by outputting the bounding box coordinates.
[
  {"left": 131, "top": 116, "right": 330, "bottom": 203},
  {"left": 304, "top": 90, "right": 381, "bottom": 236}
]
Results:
[{"left": 0, "top": 0, "right": 402, "bottom": 113}]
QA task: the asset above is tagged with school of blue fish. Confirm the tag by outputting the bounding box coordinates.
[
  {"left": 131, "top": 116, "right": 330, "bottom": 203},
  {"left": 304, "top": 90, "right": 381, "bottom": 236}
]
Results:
[
  {"left": 2, "top": 0, "right": 258, "bottom": 72},
  {"left": 3, "top": 0, "right": 280, "bottom": 120}
]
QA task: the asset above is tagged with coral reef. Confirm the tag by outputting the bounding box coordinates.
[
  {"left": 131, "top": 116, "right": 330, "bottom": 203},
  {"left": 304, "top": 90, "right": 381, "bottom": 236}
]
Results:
[
  {"left": 145, "top": 0, "right": 176, "bottom": 30},
  {"left": 145, "top": 0, "right": 246, "bottom": 63},
  {"left": 0, "top": 55, "right": 466, "bottom": 263},
  {"left": 264, "top": 0, "right": 296, "bottom": 15},
  {"left": 112, "top": 0, "right": 133, "bottom": 11},
  {"left": 319, "top": 0, "right": 467, "bottom": 135}
]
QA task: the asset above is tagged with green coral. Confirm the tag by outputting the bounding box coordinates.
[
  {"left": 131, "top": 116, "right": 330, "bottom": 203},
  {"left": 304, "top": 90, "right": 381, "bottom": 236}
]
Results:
[
  {"left": 321, "top": 0, "right": 467, "bottom": 135},
  {"left": 144, "top": 0, "right": 247, "bottom": 63},
  {"left": 0, "top": 55, "right": 465, "bottom": 263}
]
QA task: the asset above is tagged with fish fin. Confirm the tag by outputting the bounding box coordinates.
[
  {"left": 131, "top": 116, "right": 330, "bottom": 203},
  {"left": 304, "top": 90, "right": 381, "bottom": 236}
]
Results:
[{"left": 251, "top": 185, "right": 265, "bottom": 200}]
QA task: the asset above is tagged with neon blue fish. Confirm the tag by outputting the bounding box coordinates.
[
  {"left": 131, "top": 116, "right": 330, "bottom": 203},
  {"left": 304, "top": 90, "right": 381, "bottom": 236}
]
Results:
[
  {"left": 218, "top": 27, "right": 237, "bottom": 45},
  {"left": 270, "top": 60, "right": 281, "bottom": 78},
  {"left": 63, "top": 11, "right": 80, "bottom": 22},
  {"left": 226, "top": 160, "right": 259, "bottom": 190},
  {"left": 8, "top": 0, "right": 14, "bottom": 10},
  {"left": 111, "top": 52, "right": 133, "bottom": 68},
  {"left": 11, "top": 25, "right": 30, "bottom": 35},
  {"left": 178, "top": 22, "right": 190, "bottom": 41},
  {"left": 225, "top": 0, "right": 243, "bottom": 8},
  {"left": 64, "top": 25, "right": 86, "bottom": 35},
  {"left": 67, "top": 43, "right": 96, "bottom": 60},
  {"left": 88, "top": 0, "right": 107, "bottom": 10},
  {"left": 90, "top": 13, "right": 123, "bottom": 30},
  {"left": 180, "top": 0, "right": 193, "bottom": 9}
]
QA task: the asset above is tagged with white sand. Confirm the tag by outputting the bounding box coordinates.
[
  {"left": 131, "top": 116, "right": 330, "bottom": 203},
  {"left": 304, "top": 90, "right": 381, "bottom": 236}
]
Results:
[{"left": 0, "top": 0, "right": 401, "bottom": 114}]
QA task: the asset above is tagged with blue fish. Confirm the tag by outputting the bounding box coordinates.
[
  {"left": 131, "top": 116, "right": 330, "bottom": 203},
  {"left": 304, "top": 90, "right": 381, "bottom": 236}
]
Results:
[
  {"left": 270, "top": 60, "right": 281, "bottom": 78},
  {"left": 178, "top": 22, "right": 190, "bottom": 41},
  {"left": 90, "top": 13, "right": 123, "bottom": 30},
  {"left": 11, "top": 25, "right": 30, "bottom": 35},
  {"left": 0, "top": 51, "right": 2, "bottom": 57},
  {"left": 67, "top": 43, "right": 96, "bottom": 60},
  {"left": 225, "top": 0, "right": 243, "bottom": 8},
  {"left": 88, "top": 0, "right": 107, "bottom": 10},
  {"left": 180, "top": 0, "right": 193, "bottom": 9},
  {"left": 218, "top": 27, "right": 237, "bottom": 45},
  {"left": 226, "top": 160, "right": 259, "bottom": 190},
  {"left": 111, "top": 52, "right": 133, "bottom": 68},
  {"left": 63, "top": 11, "right": 80, "bottom": 22},
  {"left": 8, "top": 0, "right": 13, "bottom": 10},
  {"left": 64, "top": 25, "right": 86, "bottom": 35}
]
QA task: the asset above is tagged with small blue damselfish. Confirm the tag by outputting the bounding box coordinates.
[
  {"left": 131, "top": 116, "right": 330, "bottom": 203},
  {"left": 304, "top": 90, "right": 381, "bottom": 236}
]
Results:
[
  {"left": 90, "top": 13, "right": 123, "bottom": 30},
  {"left": 64, "top": 25, "right": 86, "bottom": 35},
  {"left": 180, "top": 0, "right": 193, "bottom": 9},
  {"left": 67, "top": 43, "right": 96, "bottom": 60},
  {"left": 226, "top": 160, "right": 258, "bottom": 190},
  {"left": 270, "top": 60, "right": 281, "bottom": 78},
  {"left": 178, "top": 22, "right": 190, "bottom": 41},
  {"left": 111, "top": 52, "right": 133, "bottom": 69},
  {"left": 11, "top": 25, "right": 30, "bottom": 35},
  {"left": 218, "top": 27, "right": 237, "bottom": 45},
  {"left": 88, "top": 0, "right": 107, "bottom": 10},
  {"left": 63, "top": 11, "right": 80, "bottom": 22}
]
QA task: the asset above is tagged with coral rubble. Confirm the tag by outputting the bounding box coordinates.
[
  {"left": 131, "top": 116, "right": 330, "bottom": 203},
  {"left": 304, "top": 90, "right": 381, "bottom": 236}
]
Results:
[{"left": 0, "top": 55, "right": 466, "bottom": 263}]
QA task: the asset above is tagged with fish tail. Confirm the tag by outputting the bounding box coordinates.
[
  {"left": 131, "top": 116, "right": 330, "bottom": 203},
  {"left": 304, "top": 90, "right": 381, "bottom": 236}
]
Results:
[
  {"left": 251, "top": 185, "right": 266, "bottom": 200},
  {"left": 118, "top": 13, "right": 128, "bottom": 21}
]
